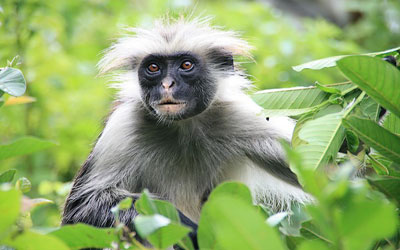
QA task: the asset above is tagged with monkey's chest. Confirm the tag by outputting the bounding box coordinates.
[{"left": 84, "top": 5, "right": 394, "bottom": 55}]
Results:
[{"left": 131, "top": 136, "right": 242, "bottom": 220}]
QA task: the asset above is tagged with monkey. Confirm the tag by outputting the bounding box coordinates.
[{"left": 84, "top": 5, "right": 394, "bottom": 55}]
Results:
[{"left": 62, "top": 17, "right": 312, "bottom": 248}]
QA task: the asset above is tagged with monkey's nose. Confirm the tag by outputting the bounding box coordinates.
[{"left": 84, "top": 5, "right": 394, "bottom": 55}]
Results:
[{"left": 162, "top": 78, "right": 175, "bottom": 90}]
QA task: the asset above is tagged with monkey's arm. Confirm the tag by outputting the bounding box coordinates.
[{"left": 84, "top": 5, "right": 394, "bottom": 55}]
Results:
[
  {"left": 243, "top": 137, "right": 300, "bottom": 187},
  {"left": 62, "top": 157, "right": 198, "bottom": 249},
  {"left": 63, "top": 187, "right": 198, "bottom": 249},
  {"left": 62, "top": 186, "right": 138, "bottom": 227}
]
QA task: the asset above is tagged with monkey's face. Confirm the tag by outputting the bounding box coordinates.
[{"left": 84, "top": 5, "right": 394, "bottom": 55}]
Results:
[{"left": 138, "top": 52, "right": 216, "bottom": 120}]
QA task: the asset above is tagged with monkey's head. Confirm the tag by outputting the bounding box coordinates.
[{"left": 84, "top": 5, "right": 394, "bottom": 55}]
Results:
[{"left": 99, "top": 17, "right": 252, "bottom": 121}]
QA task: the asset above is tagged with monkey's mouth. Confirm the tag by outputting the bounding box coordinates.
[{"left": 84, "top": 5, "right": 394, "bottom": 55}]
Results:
[{"left": 155, "top": 98, "right": 187, "bottom": 114}]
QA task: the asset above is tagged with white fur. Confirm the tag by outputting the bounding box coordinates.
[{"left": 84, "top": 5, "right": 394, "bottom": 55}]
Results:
[
  {"left": 98, "top": 17, "right": 252, "bottom": 75},
  {"left": 77, "top": 17, "right": 312, "bottom": 221},
  {"left": 224, "top": 158, "right": 313, "bottom": 212}
]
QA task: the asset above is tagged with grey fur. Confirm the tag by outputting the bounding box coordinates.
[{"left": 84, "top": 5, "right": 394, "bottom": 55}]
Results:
[{"left": 62, "top": 17, "right": 312, "bottom": 231}]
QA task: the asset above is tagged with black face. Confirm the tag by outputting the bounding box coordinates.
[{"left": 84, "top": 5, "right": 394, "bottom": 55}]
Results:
[{"left": 138, "top": 52, "right": 217, "bottom": 120}]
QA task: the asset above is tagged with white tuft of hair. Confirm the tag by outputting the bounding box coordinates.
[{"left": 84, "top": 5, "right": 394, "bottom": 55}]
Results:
[
  {"left": 98, "top": 16, "right": 252, "bottom": 75},
  {"left": 98, "top": 16, "right": 254, "bottom": 104}
]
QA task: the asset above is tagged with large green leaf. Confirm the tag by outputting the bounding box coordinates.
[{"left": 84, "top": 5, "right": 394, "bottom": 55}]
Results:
[
  {"left": 298, "top": 240, "right": 330, "bottom": 250},
  {"left": 135, "top": 189, "right": 180, "bottom": 223},
  {"left": 343, "top": 116, "right": 400, "bottom": 164},
  {"left": 198, "top": 182, "right": 255, "bottom": 249},
  {"left": 207, "top": 181, "right": 253, "bottom": 204},
  {"left": 338, "top": 198, "right": 397, "bottom": 250},
  {"left": 147, "top": 223, "right": 191, "bottom": 249},
  {"left": 135, "top": 190, "right": 194, "bottom": 250},
  {"left": 293, "top": 55, "right": 347, "bottom": 72},
  {"left": 251, "top": 83, "right": 353, "bottom": 116},
  {"left": 292, "top": 105, "right": 343, "bottom": 148},
  {"left": 368, "top": 176, "right": 400, "bottom": 205},
  {"left": 0, "top": 67, "right": 26, "bottom": 96},
  {"left": 0, "top": 189, "right": 21, "bottom": 240},
  {"left": 134, "top": 214, "right": 171, "bottom": 237},
  {"left": 50, "top": 224, "right": 117, "bottom": 250},
  {"left": 357, "top": 97, "right": 380, "bottom": 121},
  {"left": 383, "top": 112, "right": 400, "bottom": 135},
  {"left": 0, "top": 136, "right": 57, "bottom": 161},
  {"left": 293, "top": 47, "right": 400, "bottom": 72},
  {"left": 6, "top": 231, "right": 70, "bottom": 250},
  {"left": 134, "top": 214, "right": 190, "bottom": 249},
  {"left": 337, "top": 55, "right": 400, "bottom": 118},
  {"left": 295, "top": 111, "right": 346, "bottom": 170},
  {"left": 199, "top": 195, "right": 285, "bottom": 250}
]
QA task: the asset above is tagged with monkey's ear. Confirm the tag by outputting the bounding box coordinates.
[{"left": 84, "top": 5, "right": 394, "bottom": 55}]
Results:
[{"left": 209, "top": 49, "right": 234, "bottom": 70}]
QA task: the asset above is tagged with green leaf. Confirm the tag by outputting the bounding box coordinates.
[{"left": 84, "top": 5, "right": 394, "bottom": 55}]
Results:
[
  {"left": 367, "top": 47, "right": 400, "bottom": 57},
  {"left": 383, "top": 112, "right": 400, "bottom": 135},
  {"left": 22, "top": 197, "right": 54, "bottom": 212},
  {"left": 368, "top": 176, "right": 400, "bottom": 205},
  {"left": 198, "top": 182, "right": 255, "bottom": 249},
  {"left": 0, "top": 169, "right": 17, "bottom": 183},
  {"left": 177, "top": 236, "right": 195, "bottom": 250},
  {"left": 315, "top": 82, "right": 342, "bottom": 94},
  {"left": 338, "top": 199, "right": 398, "bottom": 250},
  {"left": 207, "top": 181, "right": 253, "bottom": 204},
  {"left": 345, "top": 129, "right": 359, "bottom": 154},
  {"left": 295, "top": 111, "right": 346, "bottom": 170},
  {"left": 358, "top": 97, "right": 380, "bottom": 121},
  {"left": 281, "top": 142, "right": 326, "bottom": 196},
  {"left": 0, "top": 67, "right": 26, "bottom": 96},
  {"left": 16, "top": 177, "right": 31, "bottom": 193},
  {"left": 251, "top": 82, "right": 353, "bottom": 116},
  {"left": 134, "top": 214, "right": 171, "bottom": 237},
  {"left": 135, "top": 190, "right": 180, "bottom": 223},
  {"left": 147, "top": 223, "right": 191, "bottom": 249},
  {"left": 50, "top": 223, "right": 117, "bottom": 250},
  {"left": 367, "top": 154, "right": 390, "bottom": 175},
  {"left": 113, "top": 197, "right": 132, "bottom": 211},
  {"left": 292, "top": 105, "right": 343, "bottom": 148},
  {"left": 199, "top": 195, "right": 285, "bottom": 250},
  {"left": 292, "top": 112, "right": 314, "bottom": 147},
  {"left": 0, "top": 136, "right": 57, "bottom": 161},
  {"left": 6, "top": 231, "right": 70, "bottom": 250},
  {"left": 197, "top": 203, "right": 219, "bottom": 249},
  {"left": 293, "top": 46, "right": 400, "bottom": 71},
  {"left": 337, "top": 55, "right": 400, "bottom": 118},
  {"left": 298, "top": 240, "right": 331, "bottom": 250},
  {"left": 0, "top": 189, "right": 21, "bottom": 240},
  {"left": 343, "top": 116, "right": 400, "bottom": 164},
  {"left": 300, "top": 221, "right": 328, "bottom": 241},
  {"left": 293, "top": 55, "right": 346, "bottom": 72},
  {"left": 134, "top": 214, "right": 190, "bottom": 249}
]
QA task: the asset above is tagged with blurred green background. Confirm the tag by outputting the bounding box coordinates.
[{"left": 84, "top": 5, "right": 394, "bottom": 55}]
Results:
[{"left": 1, "top": 0, "right": 399, "bottom": 227}]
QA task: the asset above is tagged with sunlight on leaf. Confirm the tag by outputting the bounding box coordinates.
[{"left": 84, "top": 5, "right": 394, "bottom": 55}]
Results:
[{"left": 0, "top": 67, "right": 26, "bottom": 96}]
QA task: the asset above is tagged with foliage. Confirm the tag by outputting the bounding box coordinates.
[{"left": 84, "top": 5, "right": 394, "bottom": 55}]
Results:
[
  {"left": 0, "top": 0, "right": 364, "bottom": 187},
  {"left": 2, "top": 42, "right": 400, "bottom": 249},
  {"left": 1, "top": 0, "right": 398, "bottom": 228},
  {"left": 1, "top": 0, "right": 400, "bottom": 249}
]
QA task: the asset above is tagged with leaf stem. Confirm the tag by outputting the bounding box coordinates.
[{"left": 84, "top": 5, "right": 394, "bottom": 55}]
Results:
[
  {"left": 343, "top": 91, "right": 367, "bottom": 118},
  {"left": 340, "top": 85, "right": 359, "bottom": 96}
]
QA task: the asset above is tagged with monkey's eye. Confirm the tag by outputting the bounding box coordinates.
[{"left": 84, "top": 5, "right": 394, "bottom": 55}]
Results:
[
  {"left": 180, "top": 60, "right": 194, "bottom": 70},
  {"left": 147, "top": 63, "right": 160, "bottom": 73}
]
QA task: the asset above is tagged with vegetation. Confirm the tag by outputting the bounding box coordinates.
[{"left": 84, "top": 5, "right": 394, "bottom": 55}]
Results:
[{"left": 1, "top": 0, "right": 400, "bottom": 249}]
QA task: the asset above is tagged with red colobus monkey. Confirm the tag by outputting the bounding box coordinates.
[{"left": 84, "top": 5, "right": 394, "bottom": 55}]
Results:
[{"left": 62, "top": 17, "right": 311, "bottom": 248}]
